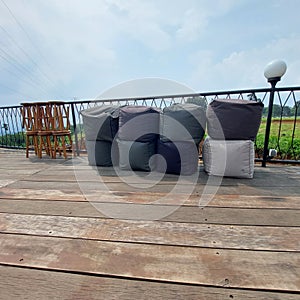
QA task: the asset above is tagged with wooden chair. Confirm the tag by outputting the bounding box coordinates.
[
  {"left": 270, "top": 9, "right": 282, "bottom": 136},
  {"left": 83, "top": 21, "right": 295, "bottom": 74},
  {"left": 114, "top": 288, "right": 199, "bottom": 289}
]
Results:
[
  {"left": 21, "top": 103, "right": 39, "bottom": 158},
  {"left": 49, "top": 101, "right": 73, "bottom": 159},
  {"left": 36, "top": 103, "right": 54, "bottom": 158}
]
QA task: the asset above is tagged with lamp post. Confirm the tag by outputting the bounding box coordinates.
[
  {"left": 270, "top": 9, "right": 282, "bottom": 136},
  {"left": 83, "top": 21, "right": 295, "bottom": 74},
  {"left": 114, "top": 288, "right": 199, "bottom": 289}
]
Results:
[{"left": 262, "top": 59, "right": 287, "bottom": 167}]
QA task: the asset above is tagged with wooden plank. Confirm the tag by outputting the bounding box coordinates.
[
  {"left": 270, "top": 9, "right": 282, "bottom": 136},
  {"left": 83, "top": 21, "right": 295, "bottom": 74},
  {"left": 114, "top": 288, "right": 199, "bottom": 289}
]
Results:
[
  {"left": 0, "top": 158, "right": 65, "bottom": 168},
  {"left": 0, "top": 169, "right": 41, "bottom": 176},
  {"left": 0, "top": 187, "right": 85, "bottom": 201},
  {"left": 1, "top": 187, "right": 300, "bottom": 209},
  {"left": 0, "top": 233, "right": 299, "bottom": 291},
  {"left": 0, "top": 199, "right": 299, "bottom": 226},
  {"left": 26, "top": 168, "right": 300, "bottom": 187},
  {"left": 0, "top": 199, "right": 101, "bottom": 218},
  {"left": 4, "top": 161, "right": 299, "bottom": 188},
  {"left": 1, "top": 266, "right": 299, "bottom": 300},
  {"left": 0, "top": 213, "right": 299, "bottom": 251},
  {"left": 5, "top": 179, "right": 300, "bottom": 196},
  {"left": 164, "top": 205, "right": 300, "bottom": 226}
]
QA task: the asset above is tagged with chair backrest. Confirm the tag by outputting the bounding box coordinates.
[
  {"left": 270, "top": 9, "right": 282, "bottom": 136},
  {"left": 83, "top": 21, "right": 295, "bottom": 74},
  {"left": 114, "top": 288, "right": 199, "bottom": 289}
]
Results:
[
  {"left": 49, "top": 102, "right": 70, "bottom": 131},
  {"left": 21, "top": 103, "right": 39, "bottom": 132},
  {"left": 36, "top": 103, "right": 52, "bottom": 131}
]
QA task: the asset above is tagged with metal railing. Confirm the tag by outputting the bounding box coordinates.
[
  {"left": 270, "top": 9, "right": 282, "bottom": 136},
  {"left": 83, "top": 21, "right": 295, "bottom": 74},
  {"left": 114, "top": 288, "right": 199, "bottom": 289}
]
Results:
[
  {"left": 1, "top": 86, "right": 299, "bottom": 165},
  {"left": 0, "top": 105, "right": 25, "bottom": 149}
]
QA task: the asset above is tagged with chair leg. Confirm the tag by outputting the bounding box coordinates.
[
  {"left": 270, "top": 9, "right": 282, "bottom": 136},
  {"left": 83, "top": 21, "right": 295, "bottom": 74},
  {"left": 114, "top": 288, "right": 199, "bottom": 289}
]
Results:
[
  {"left": 53, "top": 136, "right": 57, "bottom": 159},
  {"left": 38, "top": 136, "right": 43, "bottom": 158},
  {"left": 26, "top": 136, "right": 29, "bottom": 158},
  {"left": 61, "top": 136, "right": 67, "bottom": 159},
  {"left": 46, "top": 135, "right": 53, "bottom": 157},
  {"left": 33, "top": 135, "right": 39, "bottom": 156},
  {"left": 68, "top": 134, "right": 74, "bottom": 157},
  {"left": 52, "top": 135, "right": 72, "bottom": 159}
]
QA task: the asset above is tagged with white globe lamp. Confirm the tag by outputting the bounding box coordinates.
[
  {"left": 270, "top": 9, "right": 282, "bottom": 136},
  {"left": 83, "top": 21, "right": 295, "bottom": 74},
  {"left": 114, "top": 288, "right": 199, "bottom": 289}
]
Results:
[
  {"left": 264, "top": 59, "right": 287, "bottom": 83},
  {"left": 262, "top": 59, "right": 287, "bottom": 167}
]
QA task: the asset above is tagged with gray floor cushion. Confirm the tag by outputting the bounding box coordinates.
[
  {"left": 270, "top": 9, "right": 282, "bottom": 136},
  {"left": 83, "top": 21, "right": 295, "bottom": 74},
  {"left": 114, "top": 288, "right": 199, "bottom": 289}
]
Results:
[
  {"left": 118, "top": 106, "right": 161, "bottom": 142},
  {"left": 117, "top": 139, "right": 156, "bottom": 171},
  {"left": 202, "top": 137, "right": 255, "bottom": 178},
  {"left": 156, "top": 140, "right": 199, "bottom": 175},
  {"left": 206, "top": 99, "right": 263, "bottom": 140},
  {"left": 81, "top": 105, "right": 120, "bottom": 142},
  {"left": 160, "top": 103, "right": 206, "bottom": 145},
  {"left": 86, "top": 140, "right": 115, "bottom": 166}
]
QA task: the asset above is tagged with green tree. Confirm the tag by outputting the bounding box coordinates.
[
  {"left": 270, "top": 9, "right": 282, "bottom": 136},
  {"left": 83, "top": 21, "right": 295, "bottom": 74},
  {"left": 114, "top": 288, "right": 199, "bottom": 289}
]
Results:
[
  {"left": 186, "top": 97, "right": 207, "bottom": 110},
  {"left": 291, "top": 101, "right": 300, "bottom": 116},
  {"left": 282, "top": 106, "right": 292, "bottom": 117},
  {"left": 263, "top": 104, "right": 286, "bottom": 118}
]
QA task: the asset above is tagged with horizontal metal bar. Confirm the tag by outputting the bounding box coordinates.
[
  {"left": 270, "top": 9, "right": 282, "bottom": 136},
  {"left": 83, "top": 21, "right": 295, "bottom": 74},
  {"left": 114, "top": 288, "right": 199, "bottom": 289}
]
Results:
[{"left": 0, "top": 86, "right": 298, "bottom": 109}]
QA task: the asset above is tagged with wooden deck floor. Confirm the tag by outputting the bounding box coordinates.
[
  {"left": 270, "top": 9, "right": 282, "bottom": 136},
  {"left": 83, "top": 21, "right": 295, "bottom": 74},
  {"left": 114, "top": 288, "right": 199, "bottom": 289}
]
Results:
[{"left": 0, "top": 149, "right": 299, "bottom": 299}]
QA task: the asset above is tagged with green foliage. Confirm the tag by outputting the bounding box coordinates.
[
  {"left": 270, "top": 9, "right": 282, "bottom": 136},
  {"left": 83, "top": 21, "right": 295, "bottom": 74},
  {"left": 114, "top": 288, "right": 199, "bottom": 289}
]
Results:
[
  {"left": 262, "top": 101, "right": 300, "bottom": 118},
  {"left": 291, "top": 101, "right": 300, "bottom": 116},
  {"left": 0, "top": 132, "right": 26, "bottom": 148},
  {"left": 186, "top": 97, "right": 207, "bottom": 110},
  {"left": 262, "top": 104, "right": 293, "bottom": 117},
  {"left": 255, "top": 118, "right": 300, "bottom": 160}
]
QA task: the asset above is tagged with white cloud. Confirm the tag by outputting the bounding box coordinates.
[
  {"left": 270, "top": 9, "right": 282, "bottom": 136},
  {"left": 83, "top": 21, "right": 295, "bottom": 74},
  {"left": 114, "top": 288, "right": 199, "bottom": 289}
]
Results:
[
  {"left": 0, "top": 0, "right": 300, "bottom": 106},
  {"left": 175, "top": 0, "right": 239, "bottom": 42},
  {"left": 0, "top": 0, "right": 120, "bottom": 100},
  {"left": 105, "top": 0, "right": 172, "bottom": 51},
  {"left": 96, "top": 77, "right": 195, "bottom": 99},
  {"left": 176, "top": 9, "right": 207, "bottom": 42},
  {"left": 188, "top": 35, "right": 300, "bottom": 91}
]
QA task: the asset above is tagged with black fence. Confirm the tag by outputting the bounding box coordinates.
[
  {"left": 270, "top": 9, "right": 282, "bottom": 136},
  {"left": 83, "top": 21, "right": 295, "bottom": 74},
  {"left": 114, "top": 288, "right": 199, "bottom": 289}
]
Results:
[{"left": 1, "top": 86, "right": 299, "bottom": 166}]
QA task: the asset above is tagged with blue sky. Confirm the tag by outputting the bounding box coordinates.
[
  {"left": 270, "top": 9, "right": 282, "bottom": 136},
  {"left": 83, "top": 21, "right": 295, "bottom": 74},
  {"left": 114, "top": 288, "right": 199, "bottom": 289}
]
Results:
[{"left": 0, "top": 0, "right": 300, "bottom": 106}]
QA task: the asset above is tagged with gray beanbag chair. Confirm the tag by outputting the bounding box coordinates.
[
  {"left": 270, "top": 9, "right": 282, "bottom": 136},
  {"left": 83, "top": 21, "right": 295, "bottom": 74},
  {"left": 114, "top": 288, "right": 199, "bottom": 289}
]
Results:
[
  {"left": 85, "top": 140, "right": 116, "bottom": 166},
  {"left": 81, "top": 105, "right": 120, "bottom": 142},
  {"left": 206, "top": 99, "right": 263, "bottom": 140},
  {"left": 202, "top": 137, "right": 255, "bottom": 178},
  {"left": 117, "top": 139, "right": 156, "bottom": 171},
  {"left": 118, "top": 106, "right": 161, "bottom": 142},
  {"left": 160, "top": 103, "right": 206, "bottom": 145},
  {"left": 156, "top": 140, "right": 199, "bottom": 175}
]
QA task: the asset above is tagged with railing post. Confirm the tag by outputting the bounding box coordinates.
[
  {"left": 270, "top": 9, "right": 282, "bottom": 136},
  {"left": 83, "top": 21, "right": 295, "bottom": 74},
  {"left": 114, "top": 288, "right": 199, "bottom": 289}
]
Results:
[
  {"left": 70, "top": 102, "right": 80, "bottom": 156},
  {"left": 262, "top": 82, "right": 276, "bottom": 167}
]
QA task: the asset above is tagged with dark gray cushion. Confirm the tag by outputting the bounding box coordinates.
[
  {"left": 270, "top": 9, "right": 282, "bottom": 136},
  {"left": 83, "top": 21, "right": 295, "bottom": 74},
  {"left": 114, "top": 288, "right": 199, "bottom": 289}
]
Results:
[
  {"left": 86, "top": 140, "right": 115, "bottom": 166},
  {"left": 81, "top": 105, "right": 120, "bottom": 142},
  {"left": 156, "top": 140, "right": 199, "bottom": 175},
  {"left": 160, "top": 103, "right": 206, "bottom": 145},
  {"left": 118, "top": 139, "right": 156, "bottom": 171},
  {"left": 118, "top": 106, "right": 161, "bottom": 142},
  {"left": 206, "top": 99, "right": 263, "bottom": 140}
]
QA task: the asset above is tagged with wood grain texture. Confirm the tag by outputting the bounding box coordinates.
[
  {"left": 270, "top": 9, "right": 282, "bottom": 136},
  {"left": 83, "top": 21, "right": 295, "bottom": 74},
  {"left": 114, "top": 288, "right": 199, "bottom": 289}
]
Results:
[
  {"left": 5, "top": 179, "right": 300, "bottom": 196},
  {"left": 1, "top": 266, "right": 299, "bottom": 300},
  {"left": 0, "top": 233, "right": 299, "bottom": 291},
  {"left": 2, "top": 187, "right": 300, "bottom": 209},
  {"left": 0, "top": 199, "right": 299, "bottom": 226},
  {"left": 0, "top": 149, "right": 300, "bottom": 298},
  {"left": 0, "top": 213, "right": 299, "bottom": 251}
]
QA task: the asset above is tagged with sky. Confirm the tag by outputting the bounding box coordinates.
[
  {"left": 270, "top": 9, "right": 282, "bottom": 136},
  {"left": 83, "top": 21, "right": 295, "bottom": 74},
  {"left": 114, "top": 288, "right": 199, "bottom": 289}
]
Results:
[{"left": 0, "top": 0, "right": 300, "bottom": 107}]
